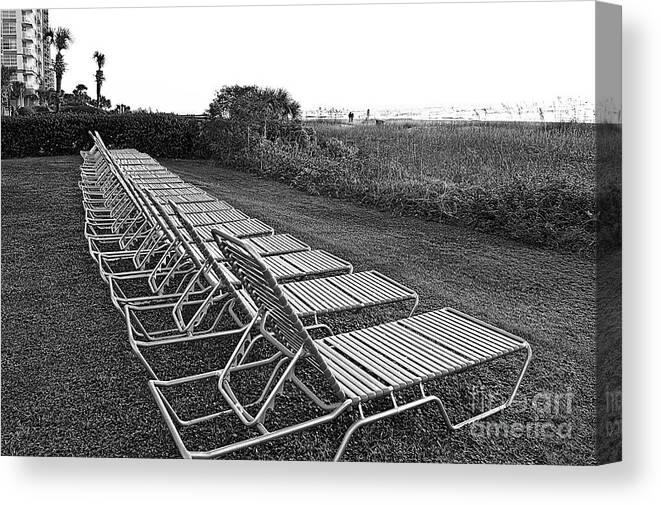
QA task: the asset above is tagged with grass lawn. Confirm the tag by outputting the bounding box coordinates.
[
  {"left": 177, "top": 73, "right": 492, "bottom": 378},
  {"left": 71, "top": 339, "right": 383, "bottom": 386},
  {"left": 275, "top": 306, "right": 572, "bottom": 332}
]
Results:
[{"left": 2, "top": 155, "right": 601, "bottom": 463}]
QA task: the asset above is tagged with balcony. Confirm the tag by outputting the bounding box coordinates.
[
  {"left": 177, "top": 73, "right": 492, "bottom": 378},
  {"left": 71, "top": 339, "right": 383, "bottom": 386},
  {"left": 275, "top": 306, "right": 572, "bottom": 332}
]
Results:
[
  {"left": 21, "top": 28, "right": 34, "bottom": 40},
  {"left": 21, "top": 11, "right": 34, "bottom": 25}
]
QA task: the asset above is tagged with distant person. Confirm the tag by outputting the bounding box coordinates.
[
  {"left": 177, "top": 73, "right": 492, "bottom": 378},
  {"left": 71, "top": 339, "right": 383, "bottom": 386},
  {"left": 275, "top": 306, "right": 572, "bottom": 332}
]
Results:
[
  {"left": 348, "top": 111, "right": 354, "bottom": 123},
  {"left": 366, "top": 108, "right": 370, "bottom": 121}
]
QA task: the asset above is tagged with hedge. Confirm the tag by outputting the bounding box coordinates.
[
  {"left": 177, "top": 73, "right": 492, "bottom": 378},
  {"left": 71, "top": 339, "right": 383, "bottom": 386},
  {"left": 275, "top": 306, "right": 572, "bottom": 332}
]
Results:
[{"left": 1, "top": 113, "right": 207, "bottom": 159}]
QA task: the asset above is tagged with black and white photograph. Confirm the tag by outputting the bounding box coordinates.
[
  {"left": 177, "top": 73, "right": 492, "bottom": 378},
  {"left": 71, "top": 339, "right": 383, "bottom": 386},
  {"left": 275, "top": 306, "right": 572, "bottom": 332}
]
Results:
[{"left": 2, "top": 0, "right": 622, "bottom": 470}]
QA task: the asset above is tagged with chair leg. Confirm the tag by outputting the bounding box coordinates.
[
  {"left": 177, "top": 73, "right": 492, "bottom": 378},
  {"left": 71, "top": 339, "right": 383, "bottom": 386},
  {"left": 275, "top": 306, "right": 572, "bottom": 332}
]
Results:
[
  {"left": 432, "top": 344, "right": 532, "bottom": 431},
  {"left": 408, "top": 294, "right": 420, "bottom": 317},
  {"left": 150, "top": 374, "right": 353, "bottom": 460},
  {"left": 334, "top": 396, "right": 439, "bottom": 462},
  {"left": 334, "top": 345, "right": 532, "bottom": 461}
]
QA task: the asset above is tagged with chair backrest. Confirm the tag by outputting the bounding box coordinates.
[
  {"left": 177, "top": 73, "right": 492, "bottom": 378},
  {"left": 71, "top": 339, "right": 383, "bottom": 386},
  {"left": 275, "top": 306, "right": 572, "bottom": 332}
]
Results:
[
  {"left": 212, "top": 229, "right": 343, "bottom": 399},
  {"left": 89, "top": 132, "right": 145, "bottom": 213},
  {"left": 91, "top": 131, "right": 110, "bottom": 159},
  {"left": 170, "top": 203, "right": 233, "bottom": 289},
  {"left": 134, "top": 188, "right": 200, "bottom": 263},
  {"left": 126, "top": 183, "right": 172, "bottom": 235}
]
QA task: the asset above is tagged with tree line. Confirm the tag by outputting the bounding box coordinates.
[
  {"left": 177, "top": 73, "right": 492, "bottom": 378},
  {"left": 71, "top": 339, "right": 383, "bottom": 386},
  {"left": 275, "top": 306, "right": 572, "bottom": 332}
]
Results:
[{"left": 1, "top": 26, "right": 130, "bottom": 115}]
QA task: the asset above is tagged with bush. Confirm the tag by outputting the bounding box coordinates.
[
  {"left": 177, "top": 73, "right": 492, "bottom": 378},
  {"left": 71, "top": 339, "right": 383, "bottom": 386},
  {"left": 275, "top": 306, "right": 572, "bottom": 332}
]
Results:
[
  {"left": 201, "top": 117, "right": 315, "bottom": 169},
  {"left": 60, "top": 104, "right": 100, "bottom": 114},
  {"left": 15, "top": 107, "right": 34, "bottom": 116},
  {"left": 223, "top": 125, "right": 617, "bottom": 255},
  {"left": 1, "top": 108, "right": 619, "bottom": 254},
  {"left": 1, "top": 112, "right": 206, "bottom": 159}
]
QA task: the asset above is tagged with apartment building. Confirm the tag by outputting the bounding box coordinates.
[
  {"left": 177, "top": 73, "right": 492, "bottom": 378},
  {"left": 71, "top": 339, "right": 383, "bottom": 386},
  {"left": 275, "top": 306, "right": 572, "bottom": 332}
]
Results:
[{"left": 1, "top": 8, "right": 54, "bottom": 109}]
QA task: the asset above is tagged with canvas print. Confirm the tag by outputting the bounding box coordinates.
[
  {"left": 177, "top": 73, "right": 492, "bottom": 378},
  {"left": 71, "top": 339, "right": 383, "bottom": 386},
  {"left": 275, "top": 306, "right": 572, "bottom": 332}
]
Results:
[{"left": 1, "top": 1, "right": 621, "bottom": 464}]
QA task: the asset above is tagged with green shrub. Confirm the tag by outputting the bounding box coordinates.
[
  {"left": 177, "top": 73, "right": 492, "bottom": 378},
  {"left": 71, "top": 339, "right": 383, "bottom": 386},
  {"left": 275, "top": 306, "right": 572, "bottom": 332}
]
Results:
[{"left": 1, "top": 112, "right": 206, "bottom": 159}]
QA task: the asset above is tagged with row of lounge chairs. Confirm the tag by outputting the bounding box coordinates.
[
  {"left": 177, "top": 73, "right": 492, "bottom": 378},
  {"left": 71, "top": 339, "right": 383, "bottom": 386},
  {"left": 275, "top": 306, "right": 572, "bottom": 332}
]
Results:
[{"left": 78, "top": 132, "right": 532, "bottom": 461}]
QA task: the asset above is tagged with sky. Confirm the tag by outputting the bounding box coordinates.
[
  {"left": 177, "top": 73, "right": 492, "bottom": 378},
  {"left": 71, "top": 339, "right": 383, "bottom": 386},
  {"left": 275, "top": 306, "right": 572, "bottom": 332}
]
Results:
[{"left": 48, "top": 1, "right": 596, "bottom": 114}]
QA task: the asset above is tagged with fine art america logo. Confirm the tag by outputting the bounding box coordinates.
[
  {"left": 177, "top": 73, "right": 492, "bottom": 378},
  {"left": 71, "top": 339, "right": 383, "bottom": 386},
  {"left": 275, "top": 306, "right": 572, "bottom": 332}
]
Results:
[{"left": 469, "top": 386, "right": 574, "bottom": 440}]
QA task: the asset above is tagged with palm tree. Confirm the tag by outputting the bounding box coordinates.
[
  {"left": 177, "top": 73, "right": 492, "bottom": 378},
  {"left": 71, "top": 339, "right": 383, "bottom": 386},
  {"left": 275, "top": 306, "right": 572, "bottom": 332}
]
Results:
[
  {"left": 92, "top": 51, "right": 105, "bottom": 109},
  {"left": 97, "top": 95, "right": 111, "bottom": 110},
  {"left": 72, "top": 83, "right": 89, "bottom": 105},
  {"left": 10, "top": 81, "right": 25, "bottom": 110},
  {"left": 271, "top": 87, "right": 301, "bottom": 120},
  {"left": 47, "top": 27, "right": 73, "bottom": 112},
  {"left": 1, "top": 65, "right": 14, "bottom": 115}
]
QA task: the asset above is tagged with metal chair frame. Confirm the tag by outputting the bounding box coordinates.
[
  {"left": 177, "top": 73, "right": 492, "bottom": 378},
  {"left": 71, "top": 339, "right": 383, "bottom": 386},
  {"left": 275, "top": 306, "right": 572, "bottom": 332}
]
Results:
[{"left": 149, "top": 230, "right": 532, "bottom": 461}]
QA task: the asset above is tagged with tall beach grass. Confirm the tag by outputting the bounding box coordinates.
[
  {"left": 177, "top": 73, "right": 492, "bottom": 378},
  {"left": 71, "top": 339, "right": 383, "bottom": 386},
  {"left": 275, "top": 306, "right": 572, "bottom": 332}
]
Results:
[{"left": 237, "top": 120, "right": 620, "bottom": 254}]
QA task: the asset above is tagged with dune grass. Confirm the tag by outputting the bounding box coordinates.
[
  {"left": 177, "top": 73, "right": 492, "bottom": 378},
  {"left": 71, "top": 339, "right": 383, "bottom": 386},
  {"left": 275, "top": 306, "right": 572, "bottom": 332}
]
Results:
[
  {"left": 239, "top": 121, "right": 620, "bottom": 254},
  {"left": 313, "top": 121, "right": 598, "bottom": 189}
]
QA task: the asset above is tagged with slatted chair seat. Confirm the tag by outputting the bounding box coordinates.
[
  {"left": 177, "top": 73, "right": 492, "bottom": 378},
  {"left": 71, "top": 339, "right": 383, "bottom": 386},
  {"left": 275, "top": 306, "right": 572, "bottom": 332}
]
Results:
[
  {"left": 245, "top": 250, "right": 352, "bottom": 283},
  {"left": 264, "top": 250, "right": 351, "bottom": 280},
  {"left": 316, "top": 308, "right": 528, "bottom": 402},
  {"left": 114, "top": 155, "right": 160, "bottom": 161},
  {"left": 205, "top": 234, "right": 309, "bottom": 258},
  {"left": 129, "top": 174, "right": 184, "bottom": 183},
  {"left": 184, "top": 209, "right": 251, "bottom": 226},
  {"left": 194, "top": 220, "right": 273, "bottom": 240},
  {"left": 174, "top": 200, "right": 234, "bottom": 214},
  {"left": 116, "top": 159, "right": 162, "bottom": 167},
  {"left": 114, "top": 162, "right": 164, "bottom": 171},
  {"left": 280, "top": 270, "right": 415, "bottom": 317},
  {"left": 109, "top": 149, "right": 149, "bottom": 158},
  {"left": 191, "top": 250, "right": 352, "bottom": 287},
  {"left": 123, "top": 168, "right": 172, "bottom": 176},
  {"left": 137, "top": 182, "right": 191, "bottom": 190},
  {"left": 242, "top": 234, "right": 310, "bottom": 256},
  {"left": 149, "top": 187, "right": 209, "bottom": 197},
  {"left": 159, "top": 193, "right": 216, "bottom": 204},
  {"left": 217, "top": 272, "right": 417, "bottom": 321},
  {"left": 111, "top": 152, "right": 159, "bottom": 161}
]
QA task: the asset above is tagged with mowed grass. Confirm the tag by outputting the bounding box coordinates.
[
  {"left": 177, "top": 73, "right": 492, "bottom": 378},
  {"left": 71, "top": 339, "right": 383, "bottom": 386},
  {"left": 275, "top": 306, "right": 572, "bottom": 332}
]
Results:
[{"left": 2, "top": 155, "right": 603, "bottom": 463}]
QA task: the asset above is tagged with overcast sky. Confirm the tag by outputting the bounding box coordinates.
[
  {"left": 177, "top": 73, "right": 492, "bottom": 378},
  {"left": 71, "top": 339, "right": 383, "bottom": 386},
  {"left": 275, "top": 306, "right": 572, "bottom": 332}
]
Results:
[{"left": 49, "top": 1, "right": 595, "bottom": 114}]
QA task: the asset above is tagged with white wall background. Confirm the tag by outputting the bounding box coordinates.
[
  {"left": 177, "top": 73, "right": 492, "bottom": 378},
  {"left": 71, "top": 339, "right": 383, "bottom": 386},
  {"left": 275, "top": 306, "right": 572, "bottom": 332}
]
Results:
[{"left": 3, "top": 2, "right": 660, "bottom": 505}]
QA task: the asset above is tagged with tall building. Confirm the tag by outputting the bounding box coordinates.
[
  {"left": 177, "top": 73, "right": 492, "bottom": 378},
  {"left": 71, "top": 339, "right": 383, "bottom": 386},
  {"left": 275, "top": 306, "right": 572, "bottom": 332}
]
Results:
[
  {"left": 42, "top": 9, "right": 54, "bottom": 91},
  {"left": 1, "top": 8, "right": 54, "bottom": 109}
]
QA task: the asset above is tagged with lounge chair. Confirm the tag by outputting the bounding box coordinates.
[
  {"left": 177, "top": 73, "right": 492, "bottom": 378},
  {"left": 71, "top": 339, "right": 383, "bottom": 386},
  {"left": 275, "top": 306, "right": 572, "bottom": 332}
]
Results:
[
  {"left": 121, "top": 197, "right": 418, "bottom": 380},
  {"left": 148, "top": 229, "right": 531, "bottom": 460},
  {"left": 106, "top": 184, "right": 348, "bottom": 308},
  {"left": 83, "top": 138, "right": 277, "bottom": 280},
  {"left": 173, "top": 204, "right": 418, "bottom": 325}
]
